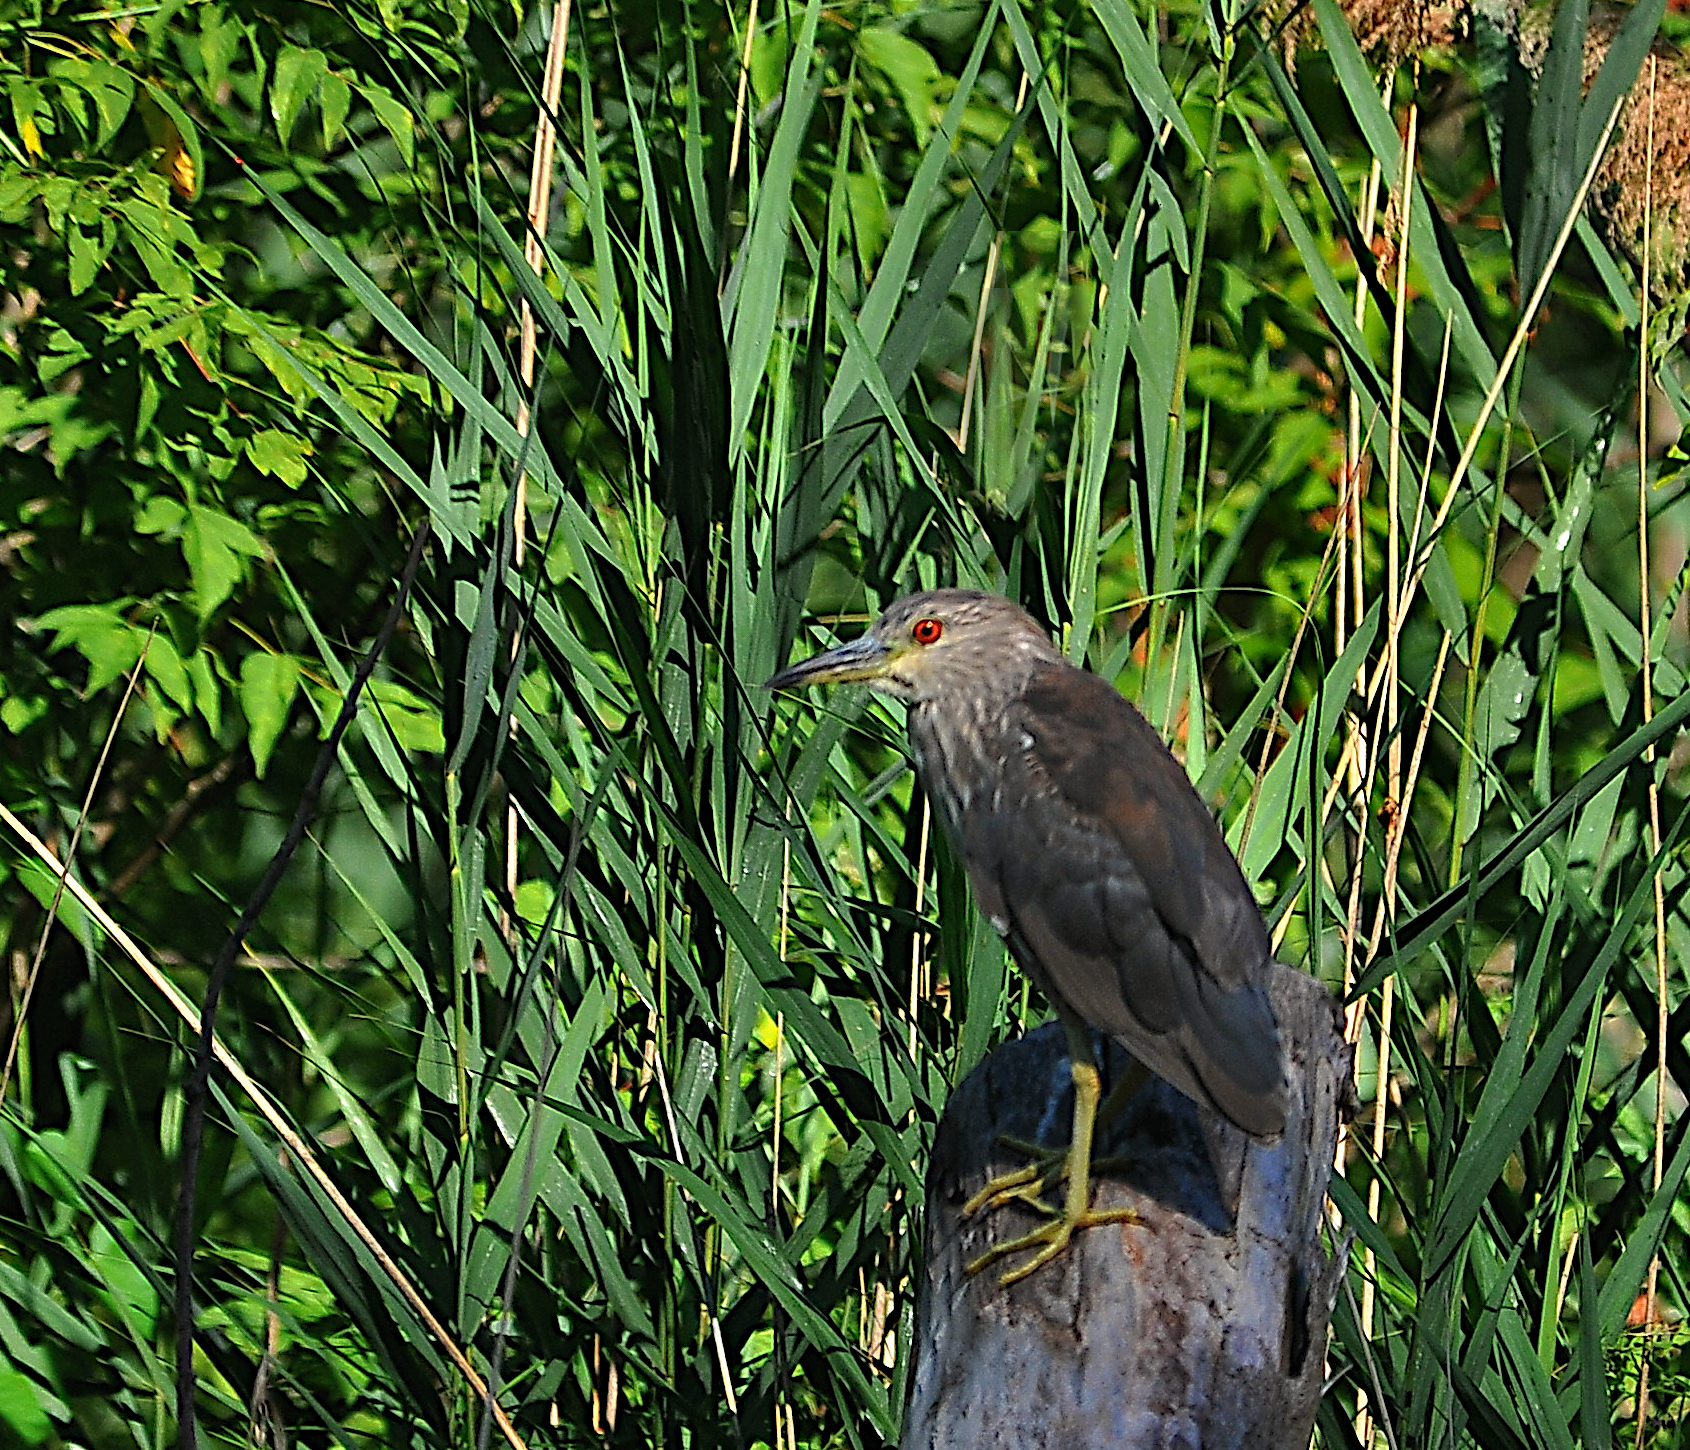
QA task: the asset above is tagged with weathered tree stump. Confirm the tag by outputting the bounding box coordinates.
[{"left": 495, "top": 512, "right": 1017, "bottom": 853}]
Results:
[{"left": 902, "top": 963, "right": 1352, "bottom": 1450}]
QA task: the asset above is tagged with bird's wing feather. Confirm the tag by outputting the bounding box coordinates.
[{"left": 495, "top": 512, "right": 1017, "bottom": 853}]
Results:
[{"left": 962, "top": 665, "right": 1286, "bottom": 1138}]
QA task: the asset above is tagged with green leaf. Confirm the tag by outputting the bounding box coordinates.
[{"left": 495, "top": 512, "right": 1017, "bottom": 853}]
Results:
[
  {"left": 725, "top": 0, "right": 822, "bottom": 449},
  {"left": 1596, "top": 1120, "right": 1690, "bottom": 1336},
  {"left": 9, "top": 82, "right": 43, "bottom": 156},
  {"left": 246, "top": 427, "right": 313, "bottom": 487},
  {"left": 239, "top": 652, "right": 300, "bottom": 777},
  {"left": 136, "top": 366, "right": 162, "bottom": 439},
  {"left": 858, "top": 28, "right": 940, "bottom": 146},
  {"left": 184, "top": 504, "right": 265, "bottom": 622},
  {"left": 66, "top": 221, "right": 100, "bottom": 294},
  {"left": 1517, "top": 0, "right": 1589, "bottom": 302},
  {"left": 663, "top": 1160, "right": 895, "bottom": 1439},
  {"left": 116, "top": 192, "right": 190, "bottom": 294},
  {"left": 135, "top": 495, "right": 186, "bottom": 535},
  {"left": 195, "top": 5, "right": 243, "bottom": 100},
  {"left": 1578, "top": 0, "right": 1667, "bottom": 172},
  {"left": 262, "top": 966, "right": 404, "bottom": 1194},
  {"left": 138, "top": 88, "right": 203, "bottom": 201},
  {"left": 55, "top": 57, "right": 135, "bottom": 150},
  {"left": 34, "top": 603, "right": 143, "bottom": 694},
  {"left": 1091, "top": 0, "right": 1199, "bottom": 149},
  {"left": 35, "top": 324, "right": 87, "bottom": 389},
  {"left": 87, "top": 1221, "right": 160, "bottom": 1339},
  {"left": 187, "top": 647, "right": 223, "bottom": 736},
  {"left": 364, "top": 679, "right": 444, "bottom": 754},
  {"left": 319, "top": 71, "right": 350, "bottom": 148},
  {"left": 0, "top": 1359, "right": 55, "bottom": 1445},
  {"left": 271, "top": 45, "right": 327, "bottom": 149},
  {"left": 357, "top": 80, "right": 413, "bottom": 167},
  {"left": 1425, "top": 823, "right": 1683, "bottom": 1277},
  {"left": 14, "top": 857, "right": 91, "bottom": 938},
  {"left": 143, "top": 630, "right": 193, "bottom": 716},
  {"left": 0, "top": 694, "right": 46, "bottom": 733},
  {"left": 1364, "top": 680, "right": 1690, "bottom": 994},
  {"left": 1576, "top": 1233, "right": 1611, "bottom": 1450}
]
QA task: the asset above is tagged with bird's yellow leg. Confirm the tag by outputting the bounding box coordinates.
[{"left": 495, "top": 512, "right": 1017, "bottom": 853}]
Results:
[
  {"left": 1084, "top": 1058, "right": 1151, "bottom": 1173},
  {"left": 959, "top": 1059, "right": 1151, "bottom": 1217},
  {"left": 963, "top": 1024, "right": 1141, "bottom": 1286}
]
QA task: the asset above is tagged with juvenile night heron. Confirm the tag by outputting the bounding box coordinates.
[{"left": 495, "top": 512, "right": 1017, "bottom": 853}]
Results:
[{"left": 767, "top": 589, "right": 1286, "bottom": 1284}]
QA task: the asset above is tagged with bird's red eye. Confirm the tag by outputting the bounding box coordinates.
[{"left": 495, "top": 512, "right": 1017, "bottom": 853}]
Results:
[{"left": 911, "top": 618, "right": 943, "bottom": 645}]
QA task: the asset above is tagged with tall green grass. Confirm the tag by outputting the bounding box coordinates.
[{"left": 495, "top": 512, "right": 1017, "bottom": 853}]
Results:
[{"left": 2, "top": 0, "right": 1688, "bottom": 1446}]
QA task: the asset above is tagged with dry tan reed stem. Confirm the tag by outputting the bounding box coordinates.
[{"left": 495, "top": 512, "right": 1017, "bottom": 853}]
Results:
[
  {"left": 2, "top": 637, "right": 149, "bottom": 1101},
  {"left": 1404, "top": 313, "right": 1454, "bottom": 580},
  {"left": 959, "top": 74, "right": 1029, "bottom": 452},
  {"left": 0, "top": 801, "right": 532, "bottom": 1450},
  {"left": 1354, "top": 102, "right": 1418, "bottom": 1449},
  {"left": 1312, "top": 316, "right": 1452, "bottom": 893},
  {"left": 1162, "top": 610, "right": 1186, "bottom": 759},
  {"left": 774, "top": 834, "right": 792, "bottom": 1445},
  {"left": 1253, "top": 476, "right": 1360, "bottom": 901},
  {"left": 507, "top": 2, "right": 573, "bottom": 924},
  {"left": 729, "top": 0, "right": 760, "bottom": 185},
  {"left": 1635, "top": 54, "right": 1666, "bottom": 1450},
  {"left": 1356, "top": 631, "right": 1453, "bottom": 983},
  {"left": 1360, "top": 90, "right": 1628, "bottom": 727},
  {"left": 774, "top": 837, "right": 790, "bottom": 1221},
  {"left": 1253, "top": 531, "right": 1350, "bottom": 898},
  {"left": 519, "top": 2, "right": 572, "bottom": 428},
  {"left": 497, "top": 16, "right": 577, "bottom": 1423},
  {"left": 1333, "top": 153, "right": 1383, "bottom": 1057},
  {"left": 646, "top": 1001, "right": 741, "bottom": 1413}
]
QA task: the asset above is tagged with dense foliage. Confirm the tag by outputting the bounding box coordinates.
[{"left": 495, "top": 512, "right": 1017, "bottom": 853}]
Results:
[{"left": 1, "top": 0, "right": 1687, "bottom": 1446}]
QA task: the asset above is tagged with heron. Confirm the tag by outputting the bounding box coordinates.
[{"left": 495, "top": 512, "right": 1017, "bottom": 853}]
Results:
[{"left": 767, "top": 589, "right": 1285, "bottom": 1283}]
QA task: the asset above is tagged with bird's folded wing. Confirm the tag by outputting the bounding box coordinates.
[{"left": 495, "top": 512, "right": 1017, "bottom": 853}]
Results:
[{"left": 962, "top": 667, "right": 1286, "bottom": 1138}]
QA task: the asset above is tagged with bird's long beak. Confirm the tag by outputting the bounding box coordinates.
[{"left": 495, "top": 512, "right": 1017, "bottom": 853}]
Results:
[{"left": 764, "top": 633, "right": 893, "bottom": 690}]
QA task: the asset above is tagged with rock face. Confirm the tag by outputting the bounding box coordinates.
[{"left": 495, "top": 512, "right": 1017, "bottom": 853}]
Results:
[{"left": 901, "top": 963, "right": 1352, "bottom": 1450}]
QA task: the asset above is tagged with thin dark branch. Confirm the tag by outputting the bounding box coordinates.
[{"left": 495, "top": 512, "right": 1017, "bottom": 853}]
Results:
[{"left": 174, "top": 521, "right": 431, "bottom": 1450}]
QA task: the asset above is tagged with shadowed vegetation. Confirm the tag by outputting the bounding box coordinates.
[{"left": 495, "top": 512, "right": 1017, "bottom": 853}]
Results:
[{"left": 1, "top": 0, "right": 1687, "bottom": 1445}]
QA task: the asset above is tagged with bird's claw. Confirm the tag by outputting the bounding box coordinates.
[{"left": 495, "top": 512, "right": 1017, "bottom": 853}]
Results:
[
  {"left": 959, "top": 1133, "right": 1143, "bottom": 1286},
  {"left": 958, "top": 1139, "right": 1067, "bottom": 1218},
  {"left": 965, "top": 1203, "right": 1141, "bottom": 1286}
]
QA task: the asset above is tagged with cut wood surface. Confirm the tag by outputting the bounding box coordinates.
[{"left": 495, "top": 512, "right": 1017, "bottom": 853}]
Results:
[{"left": 901, "top": 963, "right": 1353, "bottom": 1450}]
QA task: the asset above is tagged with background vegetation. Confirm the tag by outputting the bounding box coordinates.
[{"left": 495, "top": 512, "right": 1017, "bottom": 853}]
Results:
[{"left": 2, "top": 0, "right": 1688, "bottom": 1445}]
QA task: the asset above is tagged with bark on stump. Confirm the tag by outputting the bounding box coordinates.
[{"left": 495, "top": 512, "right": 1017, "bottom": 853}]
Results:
[{"left": 902, "top": 963, "right": 1351, "bottom": 1450}]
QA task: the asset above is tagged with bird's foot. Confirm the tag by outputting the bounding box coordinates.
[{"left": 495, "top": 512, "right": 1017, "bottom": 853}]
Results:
[
  {"left": 958, "top": 1136, "right": 1067, "bottom": 1218},
  {"left": 964, "top": 1201, "right": 1141, "bottom": 1286},
  {"left": 960, "top": 1134, "right": 1141, "bottom": 1286}
]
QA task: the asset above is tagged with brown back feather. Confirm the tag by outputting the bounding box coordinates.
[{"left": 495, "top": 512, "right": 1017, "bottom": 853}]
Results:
[{"left": 947, "top": 662, "right": 1287, "bottom": 1139}]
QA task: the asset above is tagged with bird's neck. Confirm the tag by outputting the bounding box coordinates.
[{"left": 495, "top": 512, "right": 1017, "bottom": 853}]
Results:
[
  {"left": 907, "top": 688, "right": 1015, "bottom": 845},
  {"left": 906, "top": 642, "right": 1065, "bottom": 839}
]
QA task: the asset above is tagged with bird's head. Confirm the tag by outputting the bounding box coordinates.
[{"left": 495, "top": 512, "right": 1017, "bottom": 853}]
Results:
[{"left": 765, "top": 590, "right": 1060, "bottom": 704}]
